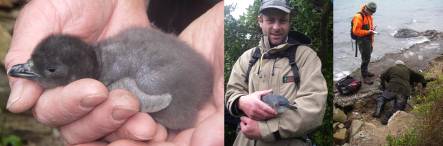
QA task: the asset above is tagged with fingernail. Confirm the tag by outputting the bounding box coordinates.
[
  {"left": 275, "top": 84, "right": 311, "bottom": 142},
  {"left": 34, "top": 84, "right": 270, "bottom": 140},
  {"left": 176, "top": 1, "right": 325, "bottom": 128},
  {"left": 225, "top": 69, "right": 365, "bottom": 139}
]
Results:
[
  {"left": 6, "top": 80, "right": 24, "bottom": 110},
  {"left": 112, "top": 107, "right": 137, "bottom": 121},
  {"left": 80, "top": 95, "right": 105, "bottom": 108}
]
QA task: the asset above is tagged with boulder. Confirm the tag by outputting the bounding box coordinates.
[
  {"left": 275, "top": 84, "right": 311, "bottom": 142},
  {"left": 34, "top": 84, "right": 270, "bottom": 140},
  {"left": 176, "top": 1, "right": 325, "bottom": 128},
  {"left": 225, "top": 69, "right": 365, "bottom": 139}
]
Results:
[
  {"left": 350, "top": 120, "right": 364, "bottom": 137},
  {"left": 333, "top": 128, "right": 347, "bottom": 143},
  {"left": 333, "top": 106, "right": 347, "bottom": 123},
  {"left": 394, "top": 28, "right": 420, "bottom": 38},
  {"left": 387, "top": 111, "right": 416, "bottom": 137},
  {"left": 350, "top": 122, "right": 387, "bottom": 146},
  {"left": 338, "top": 123, "right": 344, "bottom": 129}
]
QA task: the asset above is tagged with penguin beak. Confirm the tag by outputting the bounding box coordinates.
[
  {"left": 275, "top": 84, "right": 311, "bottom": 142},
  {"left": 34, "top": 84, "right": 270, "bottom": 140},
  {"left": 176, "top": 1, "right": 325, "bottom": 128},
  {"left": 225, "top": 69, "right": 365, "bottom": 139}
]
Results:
[{"left": 8, "top": 61, "right": 40, "bottom": 80}]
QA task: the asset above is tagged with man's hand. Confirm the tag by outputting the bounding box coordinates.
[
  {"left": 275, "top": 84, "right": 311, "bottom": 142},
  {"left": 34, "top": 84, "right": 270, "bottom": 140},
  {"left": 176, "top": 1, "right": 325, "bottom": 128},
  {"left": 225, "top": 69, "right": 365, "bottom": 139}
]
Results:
[
  {"left": 5, "top": 0, "right": 224, "bottom": 145},
  {"left": 240, "top": 116, "right": 262, "bottom": 140},
  {"left": 238, "top": 89, "right": 277, "bottom": 121},
  {"left": 5, "top": 0, "right": 159, "bottom": 145}
]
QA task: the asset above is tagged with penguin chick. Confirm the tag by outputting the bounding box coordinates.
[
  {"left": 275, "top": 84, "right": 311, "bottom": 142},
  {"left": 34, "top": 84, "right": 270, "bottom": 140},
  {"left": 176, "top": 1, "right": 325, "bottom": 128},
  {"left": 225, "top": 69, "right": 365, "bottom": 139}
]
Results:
[
  {"left": 261, "top": 94, "right": 297, "bottom": 114},
  {"left": 8, "top": 27, "right": 214, "bottom": 130}
]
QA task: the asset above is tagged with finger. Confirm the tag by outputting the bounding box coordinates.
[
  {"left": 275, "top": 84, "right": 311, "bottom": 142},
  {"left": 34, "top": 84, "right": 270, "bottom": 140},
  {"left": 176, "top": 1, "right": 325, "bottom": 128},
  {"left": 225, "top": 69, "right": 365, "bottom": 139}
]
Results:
[
  {"left": 256, "top": 100, "right": 277, "bottom": 115},
  {"left": 240, "top": 116, "right": 249, "bottom": 123},
  {"left": 4, "top": 0, "right": 61, "bottom": 113},
  {"left": 172, "top": 128, "right": 194, "bottom": 146},
  {"left": 70, "top": 142, "right": 107, "bottom": 146},
  {"left": 108, "top": 140, "right": 148, "bottom": 146},
  {"left": 108, "top": 140, "right": 176, "bottom": 146},
  {"left": 190, "top": 111, "right": 223, "bottom": 146},
  {"left": 250, "top": 109, "right": 271, "bottom": 121},
  {"left": 179, "top": 1, "right": 223, "bottom": 63},
  {"left": 240, "top": 121, "right": 246, "bottom": 132},
  {"left": 100, "top": 0, "right": 150, "bottom": 39},
  {"left": 104, "top": 113, "right": 158, "bottom": 142},
  {"left": 33, "top": 79, "right": 108, "bottom": 126},
  {"left": 151, "top": 124, "right": 168, "bottom": 142},
  {"left": 60, "top": 89, "right": 140, "bottom": 145},
  {"left": 5, "top": 49, "right": 43, "bottom": 113},
  {"left": 255, "top": 89, "right": 273, "bottom": 96},
  {"left": 6, "top": 78, "right": 43, "bottom": 113}
]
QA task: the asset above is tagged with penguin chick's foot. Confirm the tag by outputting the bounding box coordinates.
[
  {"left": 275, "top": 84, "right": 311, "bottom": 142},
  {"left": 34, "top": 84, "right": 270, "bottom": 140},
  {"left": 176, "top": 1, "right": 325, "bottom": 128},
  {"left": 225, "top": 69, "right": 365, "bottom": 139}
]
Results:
[{"left": 108, "top": 77, "right": 172, "bottom": 112}]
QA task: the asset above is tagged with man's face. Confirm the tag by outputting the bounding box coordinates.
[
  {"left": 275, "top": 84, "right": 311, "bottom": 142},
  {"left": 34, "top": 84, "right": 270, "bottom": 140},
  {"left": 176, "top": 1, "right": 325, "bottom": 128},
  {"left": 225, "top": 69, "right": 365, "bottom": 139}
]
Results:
[
  {"left": 258, "top": 9, "right": 290, "bottom": 46},
  {"left": 364, "top": 7, "right": 374, "bottom": 16}
]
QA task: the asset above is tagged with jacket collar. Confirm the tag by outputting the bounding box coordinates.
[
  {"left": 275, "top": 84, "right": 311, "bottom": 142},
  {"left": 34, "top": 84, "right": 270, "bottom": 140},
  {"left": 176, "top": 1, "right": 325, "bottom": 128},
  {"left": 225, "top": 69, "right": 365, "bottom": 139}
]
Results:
[{"left": 259, "top": 31, "right": 311, "bottom": 54}]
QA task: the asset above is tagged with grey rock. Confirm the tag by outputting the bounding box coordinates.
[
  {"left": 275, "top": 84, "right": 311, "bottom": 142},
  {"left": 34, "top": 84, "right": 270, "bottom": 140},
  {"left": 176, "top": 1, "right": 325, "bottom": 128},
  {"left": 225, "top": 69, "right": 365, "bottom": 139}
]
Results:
[
  {"left": 350, "top": 120, "right": 364, "bottom": 137},
  {"left": 387, "top": 111, "right": 416, "bottom": 137},
  {"left": 333, "top": 128, "right": 348, "bottom": 142},
  {"left": 394, "top": 28, "right": 420, "bottom": 38},
  {"left": 338, "top": 123, "right": 344, "bottom": 129},
  {"left": 350, "top": 122, "right": 387, "bottom": 146},
  {"left": 333, "top": 106, "right": 347, "bottom": 123}
]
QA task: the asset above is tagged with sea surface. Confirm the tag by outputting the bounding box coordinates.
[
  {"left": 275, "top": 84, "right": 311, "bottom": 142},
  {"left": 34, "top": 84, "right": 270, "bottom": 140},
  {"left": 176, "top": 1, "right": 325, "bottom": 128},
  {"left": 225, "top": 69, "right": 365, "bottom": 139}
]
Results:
[{"left": 333, "top": 0, "right": 443, "bottom": 80}]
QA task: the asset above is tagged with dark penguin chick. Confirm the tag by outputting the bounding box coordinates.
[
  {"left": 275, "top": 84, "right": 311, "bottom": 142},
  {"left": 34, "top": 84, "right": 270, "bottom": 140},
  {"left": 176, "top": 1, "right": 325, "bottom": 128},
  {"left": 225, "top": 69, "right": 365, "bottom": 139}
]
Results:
[
  {"left": 8, "top": 27, "right": 214, "bottom": 130},
  {"left": 261, "top": 94, "right": 297, "bottom": 114}
]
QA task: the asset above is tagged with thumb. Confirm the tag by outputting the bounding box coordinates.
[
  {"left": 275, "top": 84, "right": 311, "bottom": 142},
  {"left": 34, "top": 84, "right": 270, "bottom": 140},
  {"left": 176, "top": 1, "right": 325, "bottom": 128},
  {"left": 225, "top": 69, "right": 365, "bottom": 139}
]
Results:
[
  {"left": 6, "top": 77, "right": 43, "bottom": 113},
  {"left": 255, "top": 89, "right": 273, "bottom": 97},
  {"left": 5, "top": 51, "right": 43, "bottom": 113}
]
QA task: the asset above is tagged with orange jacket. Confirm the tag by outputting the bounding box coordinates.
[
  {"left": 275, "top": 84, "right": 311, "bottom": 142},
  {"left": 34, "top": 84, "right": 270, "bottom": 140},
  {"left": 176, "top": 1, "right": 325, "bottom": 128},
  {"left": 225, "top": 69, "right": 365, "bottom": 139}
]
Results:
[{"left": 352, "top": 5, "right": 374, "bottom": 43}]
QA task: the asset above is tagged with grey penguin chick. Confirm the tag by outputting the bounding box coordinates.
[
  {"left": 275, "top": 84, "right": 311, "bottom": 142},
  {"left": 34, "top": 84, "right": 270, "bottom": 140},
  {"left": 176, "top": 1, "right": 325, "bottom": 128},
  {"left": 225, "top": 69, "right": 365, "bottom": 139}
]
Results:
[
  {"left": 261, "top": 94, "right": 297, "bottom": 114},
  {"left": 8, "top": 27, "right": 214, "bottom": 130}
]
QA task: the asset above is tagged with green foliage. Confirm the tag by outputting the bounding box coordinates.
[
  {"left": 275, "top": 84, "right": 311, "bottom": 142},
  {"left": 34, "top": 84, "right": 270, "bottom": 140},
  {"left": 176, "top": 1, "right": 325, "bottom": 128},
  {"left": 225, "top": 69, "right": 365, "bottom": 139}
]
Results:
[
  {"left": 388, "top": 72, "right": 443, "bottom": 146},
  {"left": 1, "top": 135, "right": 23, "bottom": 146},
  {"left": 386, "top": 129, "right": 419, "bottom": 146},
  {"left": 224, "top": 0, "right": 333, "bottom": 146}
]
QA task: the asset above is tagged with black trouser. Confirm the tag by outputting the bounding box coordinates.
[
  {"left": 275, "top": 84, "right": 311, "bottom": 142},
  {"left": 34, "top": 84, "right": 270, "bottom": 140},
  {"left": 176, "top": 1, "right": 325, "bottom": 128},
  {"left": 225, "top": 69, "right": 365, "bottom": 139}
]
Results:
[
  {"left": 358, "top": 39, "right": 373, "bottom": 77},
  {"left": 375, "top": 90, "right": 408, "bottom": 121}
]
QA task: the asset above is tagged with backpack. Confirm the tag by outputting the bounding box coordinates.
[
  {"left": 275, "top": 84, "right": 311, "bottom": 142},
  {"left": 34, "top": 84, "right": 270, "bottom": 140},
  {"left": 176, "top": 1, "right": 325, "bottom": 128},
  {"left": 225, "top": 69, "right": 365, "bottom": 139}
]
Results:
[
  {"left": 335, "top": 76, "right": 362, "bottom": 95},
  {"left": 350, "top": 12, "right": 365, "bottom": 40},
  {"left": 244, "top": 45, "right": 300, "bottom": 87}
]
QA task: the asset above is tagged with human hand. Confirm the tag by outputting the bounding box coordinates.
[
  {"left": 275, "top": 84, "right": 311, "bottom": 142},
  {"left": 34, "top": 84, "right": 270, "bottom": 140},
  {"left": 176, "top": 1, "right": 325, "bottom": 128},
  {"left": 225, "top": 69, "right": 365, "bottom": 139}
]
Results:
[
  {"left": 5, "top": 0, "right": 160, "bottom": 145},
  {"left": 240, "top": 116, "right": 262, "bottom": 140},
  {"left": 83, "top": 1, "right": 225, "bottom": 146},
  {"left": 5, "top": 0, "right": 224, "bottom": 145},
  {"left": 238, "top": 89, "right": 277, "bottom": 121}
]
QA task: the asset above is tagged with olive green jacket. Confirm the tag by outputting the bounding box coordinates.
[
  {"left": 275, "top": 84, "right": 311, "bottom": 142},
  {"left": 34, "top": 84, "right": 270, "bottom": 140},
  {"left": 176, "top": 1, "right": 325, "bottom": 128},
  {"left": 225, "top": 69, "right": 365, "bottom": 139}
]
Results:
[
  {"left": 225, "top": 33, "right": 327, "bottom": 146},
  {"left": 380, "top": 64, "right": 424, "bottom": 96}
]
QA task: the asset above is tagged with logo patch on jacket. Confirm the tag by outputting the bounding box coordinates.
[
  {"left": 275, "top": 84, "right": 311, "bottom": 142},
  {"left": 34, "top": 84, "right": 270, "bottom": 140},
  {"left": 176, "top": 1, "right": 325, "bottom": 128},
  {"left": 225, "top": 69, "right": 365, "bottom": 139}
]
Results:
[{"left": 283, "top": 76, "right": 295, "bottom": 83}]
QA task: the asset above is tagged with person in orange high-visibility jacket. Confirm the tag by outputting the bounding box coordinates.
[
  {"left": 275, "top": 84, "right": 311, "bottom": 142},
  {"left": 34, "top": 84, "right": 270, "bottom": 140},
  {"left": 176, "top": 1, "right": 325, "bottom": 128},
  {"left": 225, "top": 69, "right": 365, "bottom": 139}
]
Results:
[{"left": 351, "top": 2, "right": 376, "bottom": 84}]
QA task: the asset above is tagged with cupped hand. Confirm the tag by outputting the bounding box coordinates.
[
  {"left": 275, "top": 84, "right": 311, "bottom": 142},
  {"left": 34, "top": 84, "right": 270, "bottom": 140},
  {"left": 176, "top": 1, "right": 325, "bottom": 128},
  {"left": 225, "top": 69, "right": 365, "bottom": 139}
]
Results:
[
  {"left": 4, "top": 0, "right": 224, "bottom": 145},
  {"left": 238, "top": 89, "right": 277, "bottom": 121},
  {"left": 240, "top": 116, "right": 261, "bottom": 140},
  {"left": 5, "top": 0, "right": 160, "bottom": 145}
]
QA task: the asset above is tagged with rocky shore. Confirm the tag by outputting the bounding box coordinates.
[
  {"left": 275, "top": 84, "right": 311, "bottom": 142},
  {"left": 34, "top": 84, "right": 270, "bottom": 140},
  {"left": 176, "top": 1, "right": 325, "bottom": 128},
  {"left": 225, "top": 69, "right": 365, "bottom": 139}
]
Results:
[{"left": 333, "top": 29, "right": 443, "bottom": 146}]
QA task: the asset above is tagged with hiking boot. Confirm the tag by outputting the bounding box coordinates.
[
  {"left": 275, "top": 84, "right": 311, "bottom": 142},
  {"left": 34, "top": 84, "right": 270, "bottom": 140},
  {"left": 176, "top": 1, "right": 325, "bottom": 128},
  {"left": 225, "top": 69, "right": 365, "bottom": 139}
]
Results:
[
  {"left": 381, "top": 114, "right": 390, "bottom": 125},
  {"left": 363, "top": 78, "right": 373, "bottom": 84},
  {"left": 372, "top": 98, "right": 385, "bottom": 118}
]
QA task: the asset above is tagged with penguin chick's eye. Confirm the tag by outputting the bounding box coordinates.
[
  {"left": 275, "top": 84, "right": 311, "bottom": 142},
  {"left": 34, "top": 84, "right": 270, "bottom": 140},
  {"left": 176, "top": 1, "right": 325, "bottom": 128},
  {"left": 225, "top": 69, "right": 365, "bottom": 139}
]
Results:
[{"left": 47, "top": 68, "right": 56, "bottom": 73}]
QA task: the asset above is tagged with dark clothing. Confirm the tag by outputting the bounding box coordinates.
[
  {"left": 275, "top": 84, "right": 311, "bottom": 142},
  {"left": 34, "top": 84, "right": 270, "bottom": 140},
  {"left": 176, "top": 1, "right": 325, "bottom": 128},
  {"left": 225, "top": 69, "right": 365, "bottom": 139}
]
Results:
[
  {"left": 376, "top": 90, "right": 408, "bottom": 124},
  {"left": 358, "top": 39, "right": 373, "bottom": 77},
  {"left": 375, "top": 64, "right": 425, "bottom": 124},
  {"left": 380, "top": 64, "right": 424, "bottom": 97}
]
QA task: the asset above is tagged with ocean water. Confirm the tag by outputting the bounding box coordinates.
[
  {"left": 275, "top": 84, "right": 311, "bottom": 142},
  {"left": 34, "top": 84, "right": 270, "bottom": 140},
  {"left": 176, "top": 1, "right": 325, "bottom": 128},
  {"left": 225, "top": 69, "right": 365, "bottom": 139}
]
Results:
[{"left": 333, "top": 0, "right": 443, "bottom": 80}]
